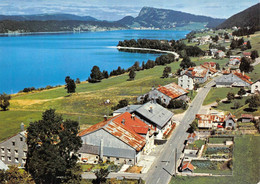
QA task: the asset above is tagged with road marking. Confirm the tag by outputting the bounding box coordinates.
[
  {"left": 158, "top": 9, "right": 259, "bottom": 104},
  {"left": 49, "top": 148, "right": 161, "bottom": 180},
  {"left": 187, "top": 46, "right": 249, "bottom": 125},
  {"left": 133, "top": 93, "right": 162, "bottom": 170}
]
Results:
[{"left": 156, "top": 178, "right": 160, "bottom": 183}]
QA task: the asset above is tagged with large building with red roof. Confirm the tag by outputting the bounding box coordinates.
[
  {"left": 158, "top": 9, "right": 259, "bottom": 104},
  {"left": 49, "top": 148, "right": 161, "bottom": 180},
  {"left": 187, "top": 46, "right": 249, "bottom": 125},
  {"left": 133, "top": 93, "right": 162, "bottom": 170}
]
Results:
[
  {"left": 215, "top": 72, "right": 253, "bottom": 87},
  {"left": 78, "top": 112, "right": 154, "bottom": 165},
  {"left": 147, "top": 82, "right": 189, "bottom": 105}
]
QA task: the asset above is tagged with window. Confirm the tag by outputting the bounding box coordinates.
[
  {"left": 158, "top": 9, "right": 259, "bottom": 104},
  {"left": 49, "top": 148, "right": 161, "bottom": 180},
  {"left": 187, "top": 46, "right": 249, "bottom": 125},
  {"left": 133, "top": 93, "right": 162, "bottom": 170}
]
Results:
[
  {"left": 15, "top": 158, "right": 19, "bottom": 163},
  {"left": 1, "top": 148, "right": 4, "bottom": 153},
  {"left": 8, "top": 157, "right": 11, "bottom": 161},
  {"left": 12, "top": 142, "right": 15, "bottom": 146},
  {"left": 229, "top": 123, "right": 232, "bottom": 126},
  {"left": 7, "top": 149, "right": 11, "bottom": 154},
  {"left": 20, "top": 137, "right": 23, "bottom": 141},
  {"left": 78, "top": 154, "right": 81, "bottom": 157},
  {"left": 24, "top": 151, "right": 27, "bottom": 156},
  {"left": 96, "top": 156, "right": 99, "bottom": 159},
  {"left": 1, "top": 156, "right": 4, "bottom": 161},
  {"left": 14, "top": 150, "right": 18, "bottom": 154},
  {"left": 22, "top": 159, "right": 26, "bottom": 164},
  {"left": 116, "top": 158, "right": 119, "bottom": 161}
]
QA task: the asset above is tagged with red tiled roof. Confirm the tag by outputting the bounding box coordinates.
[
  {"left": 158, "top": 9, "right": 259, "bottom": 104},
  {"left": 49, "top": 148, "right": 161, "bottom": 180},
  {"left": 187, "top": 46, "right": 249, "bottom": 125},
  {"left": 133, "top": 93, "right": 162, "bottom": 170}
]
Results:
[
  {"left": 78, "top": 113, "right": 146, "bottom": 151},
  {"left": 113, "top": 112, "right": 152, "bottom": 135},
  {"left": 182, "top": 162, "right": 194, "bottom": 171},
  {"left": 185, "top": 66, "right": 208, "bottom": 78},
  {"left": 241, "top": 114, "right": 254, "bottom": 119},
  {"left": 217, "top": 125, "right": 223, "bottom": 128},
  {"left": 203, "top": 62, "right": 216, "bottom": 67},
  {"left": 233, "top": 72, "right": 253, "bottom": 84},
  {"left": 201, "top": 63, "right": 217, "bottom": 73},
  {"left": 196, "top": 114, "right": 226, "bottom": 128},
  {"left": 157, "top": 82, "right": 188, "bottom": 99},
  {"left": 243, "top": 52, "right": 251, "bottom": 56},
  {"left": 188, "top": 133, "right": 196, "bottom": 139}
]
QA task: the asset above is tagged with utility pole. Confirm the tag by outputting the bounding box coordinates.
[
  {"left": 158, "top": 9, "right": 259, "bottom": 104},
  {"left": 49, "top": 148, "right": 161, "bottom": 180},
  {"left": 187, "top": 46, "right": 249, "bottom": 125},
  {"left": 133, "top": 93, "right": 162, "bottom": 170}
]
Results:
[{"left": 175, "top": 148, "right": 177, "bottom": 176}]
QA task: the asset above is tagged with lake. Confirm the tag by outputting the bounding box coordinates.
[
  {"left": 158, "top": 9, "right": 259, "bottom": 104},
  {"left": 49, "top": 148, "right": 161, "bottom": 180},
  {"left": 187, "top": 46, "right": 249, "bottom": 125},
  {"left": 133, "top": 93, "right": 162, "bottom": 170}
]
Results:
[{"left": 0, "top": 30, "right": 189, "bottom": 94}]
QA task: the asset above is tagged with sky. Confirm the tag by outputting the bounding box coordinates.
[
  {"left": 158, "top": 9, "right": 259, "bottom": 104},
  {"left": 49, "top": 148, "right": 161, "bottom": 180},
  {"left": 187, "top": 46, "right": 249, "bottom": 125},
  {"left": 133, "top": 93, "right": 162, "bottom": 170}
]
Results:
[{"left": 1, "top": 0, "right": 258, "bottom": 21}]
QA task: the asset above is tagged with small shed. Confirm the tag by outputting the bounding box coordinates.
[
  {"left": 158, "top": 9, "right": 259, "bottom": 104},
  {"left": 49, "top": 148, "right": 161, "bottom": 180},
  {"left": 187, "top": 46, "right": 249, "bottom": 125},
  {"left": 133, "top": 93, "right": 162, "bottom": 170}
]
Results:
[
  {"left": 181, "top": 161, "right": 194, "bottom": 173},
  {"left": 240, "top": 114, "right": 254, "bottom": 122}
]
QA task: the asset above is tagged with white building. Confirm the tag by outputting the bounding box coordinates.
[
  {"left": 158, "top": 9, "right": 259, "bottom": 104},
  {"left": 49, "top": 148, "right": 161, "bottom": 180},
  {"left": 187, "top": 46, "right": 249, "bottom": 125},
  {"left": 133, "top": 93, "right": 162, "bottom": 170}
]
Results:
[{"left": 251, "top": 80, "right": 260, "bottom": 94}]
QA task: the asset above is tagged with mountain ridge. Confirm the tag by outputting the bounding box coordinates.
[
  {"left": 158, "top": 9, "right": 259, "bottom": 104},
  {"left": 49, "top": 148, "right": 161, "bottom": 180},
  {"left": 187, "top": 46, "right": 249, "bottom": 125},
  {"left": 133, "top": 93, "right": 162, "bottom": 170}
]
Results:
[{"left": 217, "top": 3, "right": 260, "bottom": 29}]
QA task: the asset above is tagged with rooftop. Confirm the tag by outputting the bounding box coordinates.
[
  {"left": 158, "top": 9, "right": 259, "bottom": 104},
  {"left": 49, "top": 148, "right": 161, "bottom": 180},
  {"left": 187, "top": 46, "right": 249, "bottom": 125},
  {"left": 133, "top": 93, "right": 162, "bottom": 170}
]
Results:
[
  {"left": 185, "top": 66, "right": 208, "bottom": 78},
  {"left": 135, "top": 101, "right": 174, "bottom": 128},
  {"left": 157, "top": 82, "right": 188, "bottom": 99},
  {"left": 182, "top": 162, "right": 194, "bottom": 171},
  {"left": 113, "top": 105, "right": 142, "bottom": 114},
  {"left": 78, "top": 113, "right": 147, "bottom": 151},
  {"left": 233, "top": 72, "right": 253, "bottom": 84}
]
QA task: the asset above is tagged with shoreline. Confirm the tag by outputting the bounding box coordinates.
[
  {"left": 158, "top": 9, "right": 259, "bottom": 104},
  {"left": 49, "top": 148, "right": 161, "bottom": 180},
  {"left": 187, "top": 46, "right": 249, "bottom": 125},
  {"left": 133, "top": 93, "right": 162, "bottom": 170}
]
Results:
[{"left": 117, "top": 46, "right": 180, "bottom": 58}]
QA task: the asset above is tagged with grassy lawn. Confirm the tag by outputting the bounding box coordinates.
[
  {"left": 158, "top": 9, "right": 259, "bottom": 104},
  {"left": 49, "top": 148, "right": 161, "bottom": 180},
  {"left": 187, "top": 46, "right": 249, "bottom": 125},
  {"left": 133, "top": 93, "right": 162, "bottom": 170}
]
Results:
[
  {"left": 187, "top": 140, "right": 205, "bottom": 149},
  {"left": 215, "top": 96, "right": 260, "bottom": 117},
  {"left": 203, "top": 87, "right": 240, "bottom": 105},
  {"left": 208, "top": 137, "right": 233, "bottom": 144},
  {"left": 248, "top": 63, "right": 260, "bottom": 82},
  {"left": 171, "top": 135, "right": 260, "bottom": 184}
]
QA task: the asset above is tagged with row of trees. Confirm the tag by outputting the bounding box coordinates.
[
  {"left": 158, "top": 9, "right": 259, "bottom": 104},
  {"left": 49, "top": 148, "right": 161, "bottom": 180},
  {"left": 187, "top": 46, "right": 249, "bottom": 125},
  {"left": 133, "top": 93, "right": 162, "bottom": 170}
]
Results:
[
  {"left": 88, "top": 53, "right": 177, "bottom": 83},
  {"left": 118, "top": 38, "right": 204, "bottom": 57},
  {"left": 232, "top": 26, "right": 260, "bottom": 37},
  {"left": 230, "top": 37, "right": 251, "bottom": 50}
]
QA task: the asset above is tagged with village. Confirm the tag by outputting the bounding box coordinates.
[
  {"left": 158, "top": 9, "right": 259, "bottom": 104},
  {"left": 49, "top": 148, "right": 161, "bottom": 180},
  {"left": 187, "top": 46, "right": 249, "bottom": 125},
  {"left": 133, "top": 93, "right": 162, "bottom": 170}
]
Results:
[{"left": 0, "top": 25, "right": 259, "bottom": 182}]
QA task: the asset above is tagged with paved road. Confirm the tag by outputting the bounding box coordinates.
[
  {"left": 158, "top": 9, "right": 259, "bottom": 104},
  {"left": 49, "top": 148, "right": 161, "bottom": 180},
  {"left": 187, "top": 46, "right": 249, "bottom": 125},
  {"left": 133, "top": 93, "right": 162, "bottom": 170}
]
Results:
[{"left": 144, "top": 78, "right": 217, "bottom": 184}]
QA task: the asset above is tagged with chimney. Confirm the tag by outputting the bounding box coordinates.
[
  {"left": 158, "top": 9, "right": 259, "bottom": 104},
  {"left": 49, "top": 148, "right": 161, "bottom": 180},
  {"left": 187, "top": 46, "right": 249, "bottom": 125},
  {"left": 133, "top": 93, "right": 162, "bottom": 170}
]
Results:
[
  {"left": 20, "top": 122, "right": 24, "bottom": 131},
  {"left": 242, "top": 71, "right": 244, "bottom": 76},
  {"left": 149, "top": 106, "right": 153, "bottom": 113},
  {"left": 100, "top": 139, "right": 103, "bottom": 161},
  {"left": 131, "top": 113, "right": 135, "bottom": 120},
  {"left": 104, "top": 115, "right": 107, "bottom": 121},
  {"left": 121, "top": 119, "right": 125, "bottom": 125}
]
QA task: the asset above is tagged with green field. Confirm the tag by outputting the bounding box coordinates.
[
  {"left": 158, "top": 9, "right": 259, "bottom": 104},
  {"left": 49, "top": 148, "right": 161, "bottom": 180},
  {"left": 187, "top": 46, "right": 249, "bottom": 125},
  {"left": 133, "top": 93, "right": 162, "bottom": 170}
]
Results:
[
  {"left": 203, "top": 87, "right": 240, "bottom": 105},
  {"left": 171, "top": 135, "right": 260, "bottom": 184}
]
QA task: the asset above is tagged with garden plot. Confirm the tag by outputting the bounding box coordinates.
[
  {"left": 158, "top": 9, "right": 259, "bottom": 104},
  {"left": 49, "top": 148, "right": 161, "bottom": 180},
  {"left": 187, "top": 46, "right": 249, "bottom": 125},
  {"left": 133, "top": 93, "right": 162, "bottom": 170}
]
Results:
[
  {"left": 203, "top": 145, "right": 233, "bottom": 159},
  {"left": 191, "top": 160, "right": 232, "bottom": 175}
]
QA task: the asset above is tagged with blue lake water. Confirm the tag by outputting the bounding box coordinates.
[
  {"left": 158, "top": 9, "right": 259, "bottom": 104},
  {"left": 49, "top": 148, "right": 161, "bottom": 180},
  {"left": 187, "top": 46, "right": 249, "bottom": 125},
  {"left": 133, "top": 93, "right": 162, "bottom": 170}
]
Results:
[{"left": 0, "top": 30, "right": 189, "bottom": 94}]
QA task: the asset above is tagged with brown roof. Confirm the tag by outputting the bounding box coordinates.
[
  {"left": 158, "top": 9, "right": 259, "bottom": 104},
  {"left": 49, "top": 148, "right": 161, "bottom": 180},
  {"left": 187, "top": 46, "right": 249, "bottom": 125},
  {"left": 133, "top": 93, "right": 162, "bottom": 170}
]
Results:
[
  {"left": 182, "top": 162, "right": 194, "bottom": 171},
  {"left": 233, "top": 72, "right": 253, "bottom": 84},
  {"left": 241, "top": 114, "right": 254, "bottom": 119},
  {"left": 78, "top": 113, "right": 146, "bottom": 151},
  {"left": 196, "top": 114, "right": 226, "bottom": 128},
  {"left": 157, "top": 82, "right": 188, "bottom": 99},
  {"left": 185, "top": 66, "right": 208, "bottom": 78},
  {"left": 188, "top": 133, "right": 196, "bottom": 139}
]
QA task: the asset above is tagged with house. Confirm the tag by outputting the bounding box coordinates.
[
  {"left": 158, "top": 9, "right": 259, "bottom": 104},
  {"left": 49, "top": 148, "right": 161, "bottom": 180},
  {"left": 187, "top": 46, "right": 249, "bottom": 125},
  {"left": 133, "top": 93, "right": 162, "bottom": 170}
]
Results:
[
  {"left": 144, "top": 82, "right": 189, "bottom": 105},
  {"left": 202, "top": 62, "right": 218, "bottom": 76},
  {"left": 240, "top": 114, "right": 254, "bottom": 122},
  {"left": 251, "top": 80, "right": 260, "bottom": 94},
  {"left": 210, "top": 49, "right": 218, "bottom": 56},
  {"left": 181, "top": 161, "right": 194, "bottom": 173},
  {"left": 133, "top": 101, "right": 174, "bottom": 139},
  {"left": 196, "top": 113, "right": 236, "bottom": 129},
  {"left": 243, "top": 52, "right": 251, "bottom": 58},
  {"left": 0, "top": 123, "right": 27, "bottom": 167},
  {"left": 215, "top": 72, "right": 253, "bottom": 87},
  {"left": 216, "top": 50, "right": 225, "bottom": 58},
  {"left": 178, "top": 74, "right": 194, "bottom": 90},
  {"left": 113, "top": 102, "right": 175, "bottom": 140},
  {"left": 78, "top": 112, "right": 154, "bottom": 165},
  {"left": 229, "top": 58, "right": 241, "bottom": 66},
  {"left": 187, "top": 133, "right": 197, "bottom": 143}
]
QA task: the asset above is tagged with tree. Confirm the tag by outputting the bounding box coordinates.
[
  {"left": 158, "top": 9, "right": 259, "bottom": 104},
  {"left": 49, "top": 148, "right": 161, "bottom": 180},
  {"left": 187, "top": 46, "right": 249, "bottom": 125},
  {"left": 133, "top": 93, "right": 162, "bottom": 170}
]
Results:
[
  {"left": 92, "top": 168, "right": 109, "bottom": 184},
  {"left": 0, "top": 93, "right": 11, "bottom": 111},
  {"left": 132, "top": 61, "right": 141, "bottom": 71},
  {"left": 237, "top": 88, "right": 246, "bottom": 98},
  {"left": 65, "top": 76, "right": 76, "bottom": 93},
  {"left": 251, "top": 50, "right": 259, "bottom": 60},
  {"left": 226, "top": 50, "right": 232, "bottom": 58},
  {"left": 25, "top": 109, "right": 82, "bottom": 184},
  {"left": 112, "top": 99, "right": 129, "bottom": 111},
  {"left": 216, "top": 63, "right": 220, "bottom": 70},
  {"left": 75, "top": 78, "right": 81, "bottom": 84},
  {"left": 234, "top": 101, "right": 241, "bottom": 109},
  {"left": 162, "top": 66, "right": 172, "bottom": 78},
  {"left": 194, "top": 83, "right": 200, "bottom": 90},
  {"left": 248, "top": 94, "right": 260, "bottom": 109},
  {"left": 227, "top": 92, "right": 235, "bottom": 102},
  {"left": 129, "top": 69, "right": 136, "bottom": 80},
  {"left": 102, "top": 70, "right": 109, "bottom": 79},
  {"left": 246, "top": 41, "right": 252, "bottom": 49},
  {"left": 180, "top": 56, "right": 196, "bottom": 69},
  {"left": 0, "top": 165, "right": 35, "bottom": 184},
  {"left": 188, "top": 120, "right": 198, "bottom": 133},
  {"left": 239, "top": 57, "right": 253, "bottom": 73},
  {"left": 89, "top": 66, "right": 103, "bottom": 82}
]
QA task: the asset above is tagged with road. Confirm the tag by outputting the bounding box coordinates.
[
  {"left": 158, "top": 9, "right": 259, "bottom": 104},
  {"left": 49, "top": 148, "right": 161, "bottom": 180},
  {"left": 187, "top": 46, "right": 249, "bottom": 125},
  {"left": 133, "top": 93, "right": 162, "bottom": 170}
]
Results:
[{"left": 144, "top": 78, "right": 217, "bottom": 184}]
